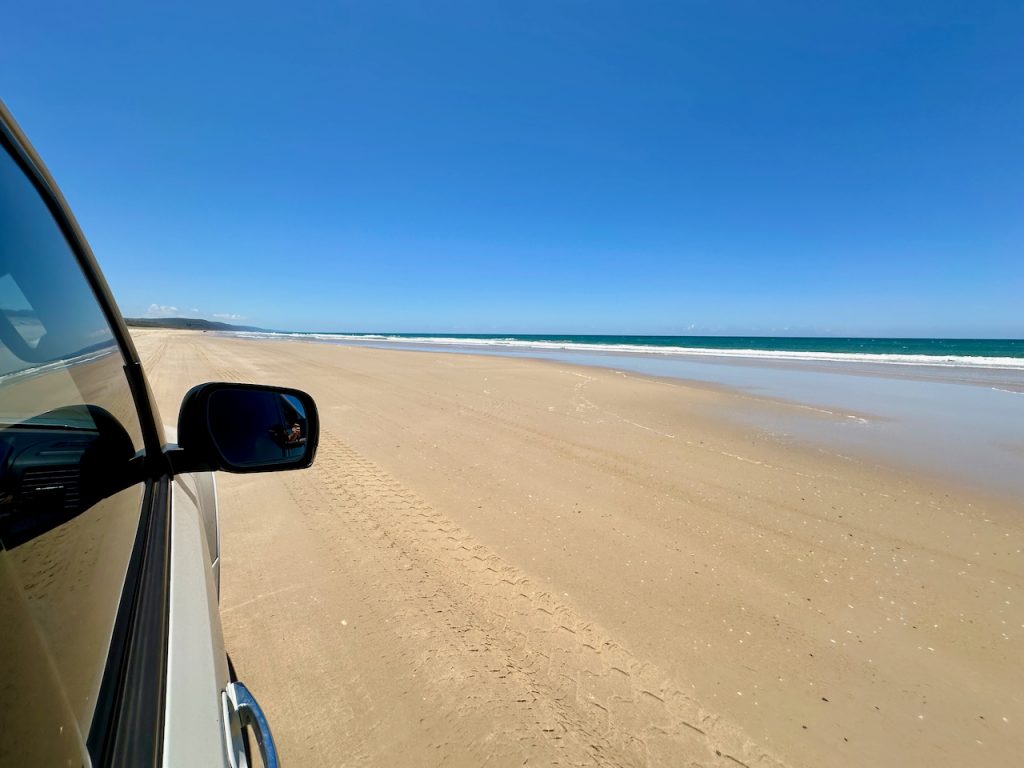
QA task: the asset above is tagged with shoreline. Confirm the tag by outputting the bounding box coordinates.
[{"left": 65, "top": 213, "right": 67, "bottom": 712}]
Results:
[
  {"left": 226, "top": 331, "right": 1024, "bottom": 370},
  {"left": 223, "top": 331, "right": 1024, "bottom": 503},
  {"left": 228, "top": 331, "right": 1024, "bottom": 374},
  {"left": 133, "top": 328, "right": 1024, "bottom": 767}
]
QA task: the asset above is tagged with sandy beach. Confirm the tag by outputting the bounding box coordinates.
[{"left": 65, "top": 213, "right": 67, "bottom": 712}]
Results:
[{"left": 132, "top": 329, "right": 1023, "bottom": 767}]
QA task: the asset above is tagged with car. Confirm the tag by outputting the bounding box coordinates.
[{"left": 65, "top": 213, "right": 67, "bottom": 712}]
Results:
[{"left": 0, "top": 99, "right": 316, "bottom": 767}]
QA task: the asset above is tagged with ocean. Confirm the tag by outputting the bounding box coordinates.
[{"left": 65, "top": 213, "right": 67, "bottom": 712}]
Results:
[{"left": 235, "top": 332, "right": 1024, "bottom": 369}]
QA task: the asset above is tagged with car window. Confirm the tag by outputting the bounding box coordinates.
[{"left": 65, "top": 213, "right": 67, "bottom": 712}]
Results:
[{"left": 0, "top": 139, "right": 148, "bottom": 763}]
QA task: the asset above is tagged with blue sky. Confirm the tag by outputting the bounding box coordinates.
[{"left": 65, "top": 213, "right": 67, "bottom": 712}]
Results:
[{"left": 2, "top": 1, "right": 1022, "bottom": 336}]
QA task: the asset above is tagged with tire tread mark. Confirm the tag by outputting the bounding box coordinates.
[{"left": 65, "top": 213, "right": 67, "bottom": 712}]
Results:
[{"left": 283, "top": 431, "right": 785, "bottom": 767}]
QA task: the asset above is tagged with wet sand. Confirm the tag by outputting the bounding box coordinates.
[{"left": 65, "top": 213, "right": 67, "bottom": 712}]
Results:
[
  {"left": 337, "top": 338, "right": 1024, "bottom": 499},
  {"left": 132, "top": 329, "right": 1024, "bottom": 767}
]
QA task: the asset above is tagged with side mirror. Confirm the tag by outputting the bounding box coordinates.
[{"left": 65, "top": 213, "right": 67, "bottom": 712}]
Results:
[{"left": 174, "top": 382, "right": 319, "bottom": 473}]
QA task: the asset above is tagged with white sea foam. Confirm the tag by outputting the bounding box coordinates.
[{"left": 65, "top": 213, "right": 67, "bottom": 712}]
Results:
[{"left": 229, "top": 332, "right": 1024, "bottom": 371}]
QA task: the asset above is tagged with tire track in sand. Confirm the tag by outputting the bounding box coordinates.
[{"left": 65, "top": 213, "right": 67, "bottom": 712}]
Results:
[{"left": 283, "top": 430, "right": 785, "bottom": 767}]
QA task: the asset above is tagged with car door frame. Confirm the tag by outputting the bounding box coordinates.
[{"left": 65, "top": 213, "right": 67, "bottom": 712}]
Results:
[{"left": 0, "top": 101, "right": 182, "bottom": 767}]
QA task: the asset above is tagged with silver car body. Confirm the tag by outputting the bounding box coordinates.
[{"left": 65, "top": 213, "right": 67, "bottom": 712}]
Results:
[{"left": 0, "top": 100, "right": 286, "bottom": 767}]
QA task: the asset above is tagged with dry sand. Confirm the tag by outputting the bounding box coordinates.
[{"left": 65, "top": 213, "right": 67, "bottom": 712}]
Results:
[{"left": 131, "top": 329, "right": 1023, "bottom": 767}]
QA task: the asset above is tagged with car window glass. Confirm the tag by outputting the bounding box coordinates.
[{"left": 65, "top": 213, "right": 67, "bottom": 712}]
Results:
[
  {"left": 0, "top": 273, "right": 42, "bottom": 351},
  {"left": 0, "top": 140, "right": 148, "bottom": 761}
]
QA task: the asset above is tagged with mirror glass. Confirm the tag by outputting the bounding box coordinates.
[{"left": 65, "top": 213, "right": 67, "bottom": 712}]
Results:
[{"left": 207, "top": 387, "right": 311, "bottom": 468}]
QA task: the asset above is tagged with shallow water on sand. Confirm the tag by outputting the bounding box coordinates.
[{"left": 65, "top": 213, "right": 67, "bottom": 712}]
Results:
[{"left": 330, "top": 339, "right": 1024, "bottom": 501}]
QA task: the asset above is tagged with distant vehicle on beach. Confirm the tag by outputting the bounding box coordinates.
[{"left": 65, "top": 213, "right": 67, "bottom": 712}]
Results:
[{"left": 0, "top": 100, "right": 317, "bottom": 767}]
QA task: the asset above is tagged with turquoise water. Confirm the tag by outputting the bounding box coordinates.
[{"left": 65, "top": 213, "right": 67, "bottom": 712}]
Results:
[
  {"left": 315, "top": 334, "right": 1024, "bottom": 359},
  {"left": 257, "top": 333, "right": 1024, "bottom": 369}
]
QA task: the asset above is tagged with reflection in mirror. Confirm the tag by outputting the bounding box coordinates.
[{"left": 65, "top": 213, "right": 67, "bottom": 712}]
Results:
[{"left": 207, "top": 388, "right": 311, "bottom": 468}]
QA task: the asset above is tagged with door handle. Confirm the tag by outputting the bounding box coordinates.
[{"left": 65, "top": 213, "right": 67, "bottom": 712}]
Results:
[{"left": 222, "top": 681, "right": 279, "bottom": 768}]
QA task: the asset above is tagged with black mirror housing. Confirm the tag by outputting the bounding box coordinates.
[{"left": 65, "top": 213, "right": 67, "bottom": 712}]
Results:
[{"left": 174, "top": 382, "right": 319, "bottom": 474}]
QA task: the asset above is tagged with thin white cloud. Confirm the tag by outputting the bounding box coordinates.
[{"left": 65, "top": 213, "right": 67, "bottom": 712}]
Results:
[
  {"left": 147, "top": 303, "right": 180, "bottom": 316},
  {"left": 146, "top": 304, "right": 246, "bottom": 322}
]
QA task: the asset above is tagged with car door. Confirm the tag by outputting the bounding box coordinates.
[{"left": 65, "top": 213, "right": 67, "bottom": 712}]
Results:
[
  {"left": 1, "top": 100, "right": 296, "bottom": 768},
  {"left": 0, "top": 104, "right": 193, "bottom": 767}
]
